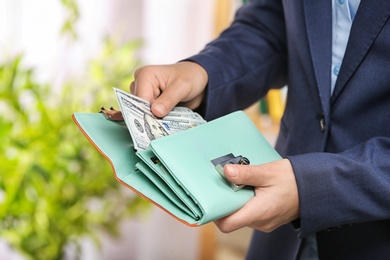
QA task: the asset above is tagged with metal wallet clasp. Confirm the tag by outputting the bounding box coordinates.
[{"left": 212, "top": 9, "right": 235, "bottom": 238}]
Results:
[{"left": 211, "top": 153, "right": 250, "bottom": 191}]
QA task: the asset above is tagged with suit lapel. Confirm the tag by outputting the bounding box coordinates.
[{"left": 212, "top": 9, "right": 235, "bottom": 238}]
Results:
[
  {"left": 304, "top": 0, "right": 332, "bottom": 113},
  {"left": 332, "top": 0, "right": 390, "bottom": 104}
]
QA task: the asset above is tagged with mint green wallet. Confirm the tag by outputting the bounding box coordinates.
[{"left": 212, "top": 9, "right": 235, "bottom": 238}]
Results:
[{"left": 72, "top": 111, "right": 281, "bottom": 226}]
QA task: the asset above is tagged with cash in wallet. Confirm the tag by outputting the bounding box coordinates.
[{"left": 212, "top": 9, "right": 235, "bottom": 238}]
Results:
[{"left": 72, "top": 91, "right": 281, "bottom": 226}]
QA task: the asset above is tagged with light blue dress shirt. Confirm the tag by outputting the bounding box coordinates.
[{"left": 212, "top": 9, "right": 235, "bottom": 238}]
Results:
[{"left": 331, "top": 0, "right": 361, "bottom": 94}]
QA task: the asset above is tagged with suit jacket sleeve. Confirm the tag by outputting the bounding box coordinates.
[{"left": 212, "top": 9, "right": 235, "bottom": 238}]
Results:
[
  {"left": 288, "top": 137, "right": 390, "bottom": 237},
  {"left": 186, "top": 0, "right": 288, "bottom": 121}
]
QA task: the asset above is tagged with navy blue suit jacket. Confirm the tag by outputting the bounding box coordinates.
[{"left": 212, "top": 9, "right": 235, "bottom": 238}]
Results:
[{"left": 188, "top": 0, "right": 390, "bottom": 259}]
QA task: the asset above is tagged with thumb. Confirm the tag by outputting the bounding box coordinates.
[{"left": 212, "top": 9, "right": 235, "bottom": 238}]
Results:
[{"left": 224, "top": 164, "right": 264, "bottom": 187}]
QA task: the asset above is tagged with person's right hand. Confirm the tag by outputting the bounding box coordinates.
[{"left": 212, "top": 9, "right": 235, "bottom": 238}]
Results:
[{"left": 130, "top": 61, "right": 208, "bottom": 118}]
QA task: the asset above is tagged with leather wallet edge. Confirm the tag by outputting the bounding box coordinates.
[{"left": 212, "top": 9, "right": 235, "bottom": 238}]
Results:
[{"left": 72, "top": 113, "right": 200, "bottom": 227}]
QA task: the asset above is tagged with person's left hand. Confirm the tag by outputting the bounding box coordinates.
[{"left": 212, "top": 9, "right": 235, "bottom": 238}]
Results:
[{"left": 214, "top": 159, "right": 300, "bottom": 233}]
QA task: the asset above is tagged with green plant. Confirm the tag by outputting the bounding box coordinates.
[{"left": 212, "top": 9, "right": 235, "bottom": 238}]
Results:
[
  {"left": 0, "top": 38, "right": 148, "bottom": 260},
  {"left": 60, "top": 0, "right": 79, "bottom": 40}
]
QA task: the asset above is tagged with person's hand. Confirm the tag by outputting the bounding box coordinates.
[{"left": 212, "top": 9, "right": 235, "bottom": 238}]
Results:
[
  {"left": 214, "top": 159, "right": 300, "bottom": 233},
  {"left": 130, "top": 61, "right": 208, "bottom": 118}
]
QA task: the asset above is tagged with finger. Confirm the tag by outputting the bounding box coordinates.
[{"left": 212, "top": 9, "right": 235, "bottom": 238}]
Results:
[
  {"left": 150, "top": 84, "right": 187, "bottom": 117},
  {"left": 216, "top": 195, "right": 285, "bottom": 233},
  {"left": 132, "top": 79, "right": 156, "bottom": 104},
  {"left": 224, "top": 164, "right": 265, "bottom": 187},
  {"left": 214, "top": 197, "right": 258, "bottom": 233},
  {"left": 131, "top": 67, "right": 162, "bottom": 103},
  {"left": 129, "top": 80, "right": 135, "bottom": 93}
]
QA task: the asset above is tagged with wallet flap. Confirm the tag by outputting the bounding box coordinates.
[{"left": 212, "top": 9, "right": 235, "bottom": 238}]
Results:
[
  {"left": 72, "top": 113, "right": 199, "bottom": 226},
  {"left": 136, "top": 149, "right": 202, "bottom": 219},
  {"left": 135, "top": 161, "right": 199, "bottom": 222},
  {"left": 72, "top": 113, "right": 138, "bottom": 177},
  {"left": 150, "top": 111, "right": 281, "bottom": 225}
]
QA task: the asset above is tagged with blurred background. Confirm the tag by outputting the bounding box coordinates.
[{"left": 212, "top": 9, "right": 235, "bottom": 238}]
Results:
[{"left": 0, "top": 0, "right": 283, "bottom": 259}]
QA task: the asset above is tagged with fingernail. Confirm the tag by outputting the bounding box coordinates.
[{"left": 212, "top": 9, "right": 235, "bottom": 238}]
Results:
[
  {"left": 226, "top": 165, "right": 238, "bottom": 178},
  {"left": 152, "top": 103, "right": 166, "bottom": 116}
]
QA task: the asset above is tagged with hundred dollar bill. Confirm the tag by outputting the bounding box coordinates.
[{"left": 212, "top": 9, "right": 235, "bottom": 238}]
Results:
[
  {"left": 158, "top": 118, "right": 205, "bottom": 135},
  {"left": 114, "top": 88, "right": 156, "bottom": 150},
  {"left": 162, "top": 111, "right": 205, "bottom": 121},
  {"left": 113, "top": 88, "right": 206, "bottom": 150}
]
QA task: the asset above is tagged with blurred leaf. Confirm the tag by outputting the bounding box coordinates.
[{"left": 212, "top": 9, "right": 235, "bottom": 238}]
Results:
[
  {"left": 59, "top": 0, "right": 79, "bottom": 40},
  {"left": 0, "top": 37, "right": 147, "bottom": 260}
]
